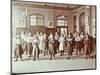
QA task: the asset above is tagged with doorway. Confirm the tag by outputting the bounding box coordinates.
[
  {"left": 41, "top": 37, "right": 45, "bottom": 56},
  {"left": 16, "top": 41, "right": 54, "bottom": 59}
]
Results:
[{"left": 57, "top": 26, "right": 68, "bottom": 35}]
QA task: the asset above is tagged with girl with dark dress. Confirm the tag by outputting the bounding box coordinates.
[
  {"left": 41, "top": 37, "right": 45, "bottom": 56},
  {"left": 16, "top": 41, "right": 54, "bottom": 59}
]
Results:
[
  {"left": 54, "top": 32, "right": 59, "bottom": 53},
  {"left": 84, "top": 33, "right": 91, "bottom": 59},
  {"left": 66, "top": 34, "right": 73, "bottom": 59},
  {"left": 15, "top": 33, "right": 23, "bottom": 61},
  {"left": 48, "top": 33, "right": 55, "bottom": 60}
]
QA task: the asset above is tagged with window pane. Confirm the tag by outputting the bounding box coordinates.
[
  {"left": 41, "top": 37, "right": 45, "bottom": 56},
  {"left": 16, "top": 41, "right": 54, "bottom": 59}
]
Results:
[
  {"left": 30, "top": 14, "right": 44, "bottom": 26},
  {"left": 92, "top": 25, "right": 95, "bottom": 35},
  {"left": 92, "top": 27, "right": 95, "bottom": 35},
  {"left": 30, "top": 19, "right": 36, "bottom": 26},
  {"left": 30, "top": 15, "right": 36, "bottom": 18},
  {"left": 37, "top": 15, "right": 43, "bottom": 19},
  {"left": 57, "top": 16, "right": 68, "bottom": 26},
  {"left": 37, "top": 19, "right": 43, "bottom": 26},
  {"left": 65, "top": 21, "right": 67, "bottom": 26},
  {"left": 57, "top": 16, "right": 67, "bottom": 20},
  {"left": 57, "top": 20, "right": 65, "bottom": 26}
]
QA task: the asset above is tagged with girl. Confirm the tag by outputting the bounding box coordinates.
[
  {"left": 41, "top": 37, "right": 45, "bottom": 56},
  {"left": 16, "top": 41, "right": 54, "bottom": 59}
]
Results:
[
  {"left": 14, "top": 33, "right": 23, "bottom": 61},
  {"left": 32, "top": 35, "right": 39, "bottom": 61},
  {"left": 84, "top": 33, "right": 91, "bottom": 59},
  {"left": 48, "top": 33, "right": 55, "bottom": 60},
  {"left": 59, "top": 34, "right": 65, "bottom": 56},
  {"left": 66, "top": 34, "right": 73, "bottom": 59}
]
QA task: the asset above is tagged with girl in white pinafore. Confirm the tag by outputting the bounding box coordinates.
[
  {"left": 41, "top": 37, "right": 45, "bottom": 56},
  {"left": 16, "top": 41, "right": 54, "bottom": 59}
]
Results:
[
  {"left": 26, "top": 33, "right": 33, "bottom": 57},
  {"left": 43, "top": 33, "right": 48, "bottom": 56},
  {"left": 59, "top": 34, "right": 65, "bottom": 56},
  {"left": 38, "top": 33, "right": 44, "bottom": 53},
  {"left": 32, "top": 35, "right": 39, "bottom": 61}
]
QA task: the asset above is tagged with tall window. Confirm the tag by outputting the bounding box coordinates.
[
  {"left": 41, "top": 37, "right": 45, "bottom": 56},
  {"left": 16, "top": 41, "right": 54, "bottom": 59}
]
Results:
[
  {"left": 79, "top": 12, "right": 85, "bottom": 32},
  {"left": 92, "top": 18, "right": 96, "bottom": 35},
  {"left": 56, "top": 15, "right": 68, "bottom": 26},
  {"left": 56, "top": 15, "right": 68, "bottom": 35},
  {"left": 30, "top": 14, "right": 44, "bottom": 26}
]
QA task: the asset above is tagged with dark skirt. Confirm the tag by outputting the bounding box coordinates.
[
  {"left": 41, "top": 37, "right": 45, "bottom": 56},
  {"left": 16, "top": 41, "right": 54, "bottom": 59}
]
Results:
[
  {"left": 80, "top": 39, "right": 84, "bottom": 49},
  {"left": 84, "top": 44, "right": 90, "bottom": 55},
  {"left": 19, "top": 45, "right": 24, "bottom": 55},
  {"left": 49, "top": 44, "right": 54, "bottom": 55},
  {"left": 67, "top": 42, "right": 73, "bottom": 54},
  {"left": 54, "top": 40, "right": 59, "bottom": 54},
  {"left": 27, "top": 43, "right": 33, "bottom": 55}
]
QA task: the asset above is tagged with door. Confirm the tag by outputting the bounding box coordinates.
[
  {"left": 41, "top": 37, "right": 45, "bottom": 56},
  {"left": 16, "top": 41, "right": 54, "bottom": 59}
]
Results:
[{"left": 57, "top": 26, "right": 68, "bottom": 35}]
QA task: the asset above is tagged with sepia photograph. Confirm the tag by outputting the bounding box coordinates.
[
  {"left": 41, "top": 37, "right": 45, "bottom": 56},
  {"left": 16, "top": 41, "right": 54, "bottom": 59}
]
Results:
[{"left": 11, "top": 0, "right": 96, "bottom": 74}]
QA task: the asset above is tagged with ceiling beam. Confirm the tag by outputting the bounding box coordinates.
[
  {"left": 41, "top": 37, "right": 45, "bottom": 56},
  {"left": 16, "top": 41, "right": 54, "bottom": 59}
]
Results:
[{"left": 12, "top": 2, "right": 82, "bottom": 11}]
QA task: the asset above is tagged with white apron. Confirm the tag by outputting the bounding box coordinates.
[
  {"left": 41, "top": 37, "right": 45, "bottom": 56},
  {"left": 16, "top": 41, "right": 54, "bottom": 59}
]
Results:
[
  {"left": 39, "top": 36, "right": 44, "bottom": 50},
  {"left": 59, "top": 37, "right": 65, "bottom": 51}
]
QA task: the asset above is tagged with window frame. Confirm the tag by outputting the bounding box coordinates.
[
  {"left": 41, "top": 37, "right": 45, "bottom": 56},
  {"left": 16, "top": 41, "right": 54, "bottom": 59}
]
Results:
[
  {"left": 29, "top": 14, "right": 44, "bottom": 26},
  {"left": 56, "top": 15, "right": 68, "bottom": 26}
]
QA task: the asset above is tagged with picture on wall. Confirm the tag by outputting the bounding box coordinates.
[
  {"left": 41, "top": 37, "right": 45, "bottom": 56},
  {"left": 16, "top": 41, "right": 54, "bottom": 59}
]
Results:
[{"left": 48, "top": 21, "right": 54, "bottom": 28}]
